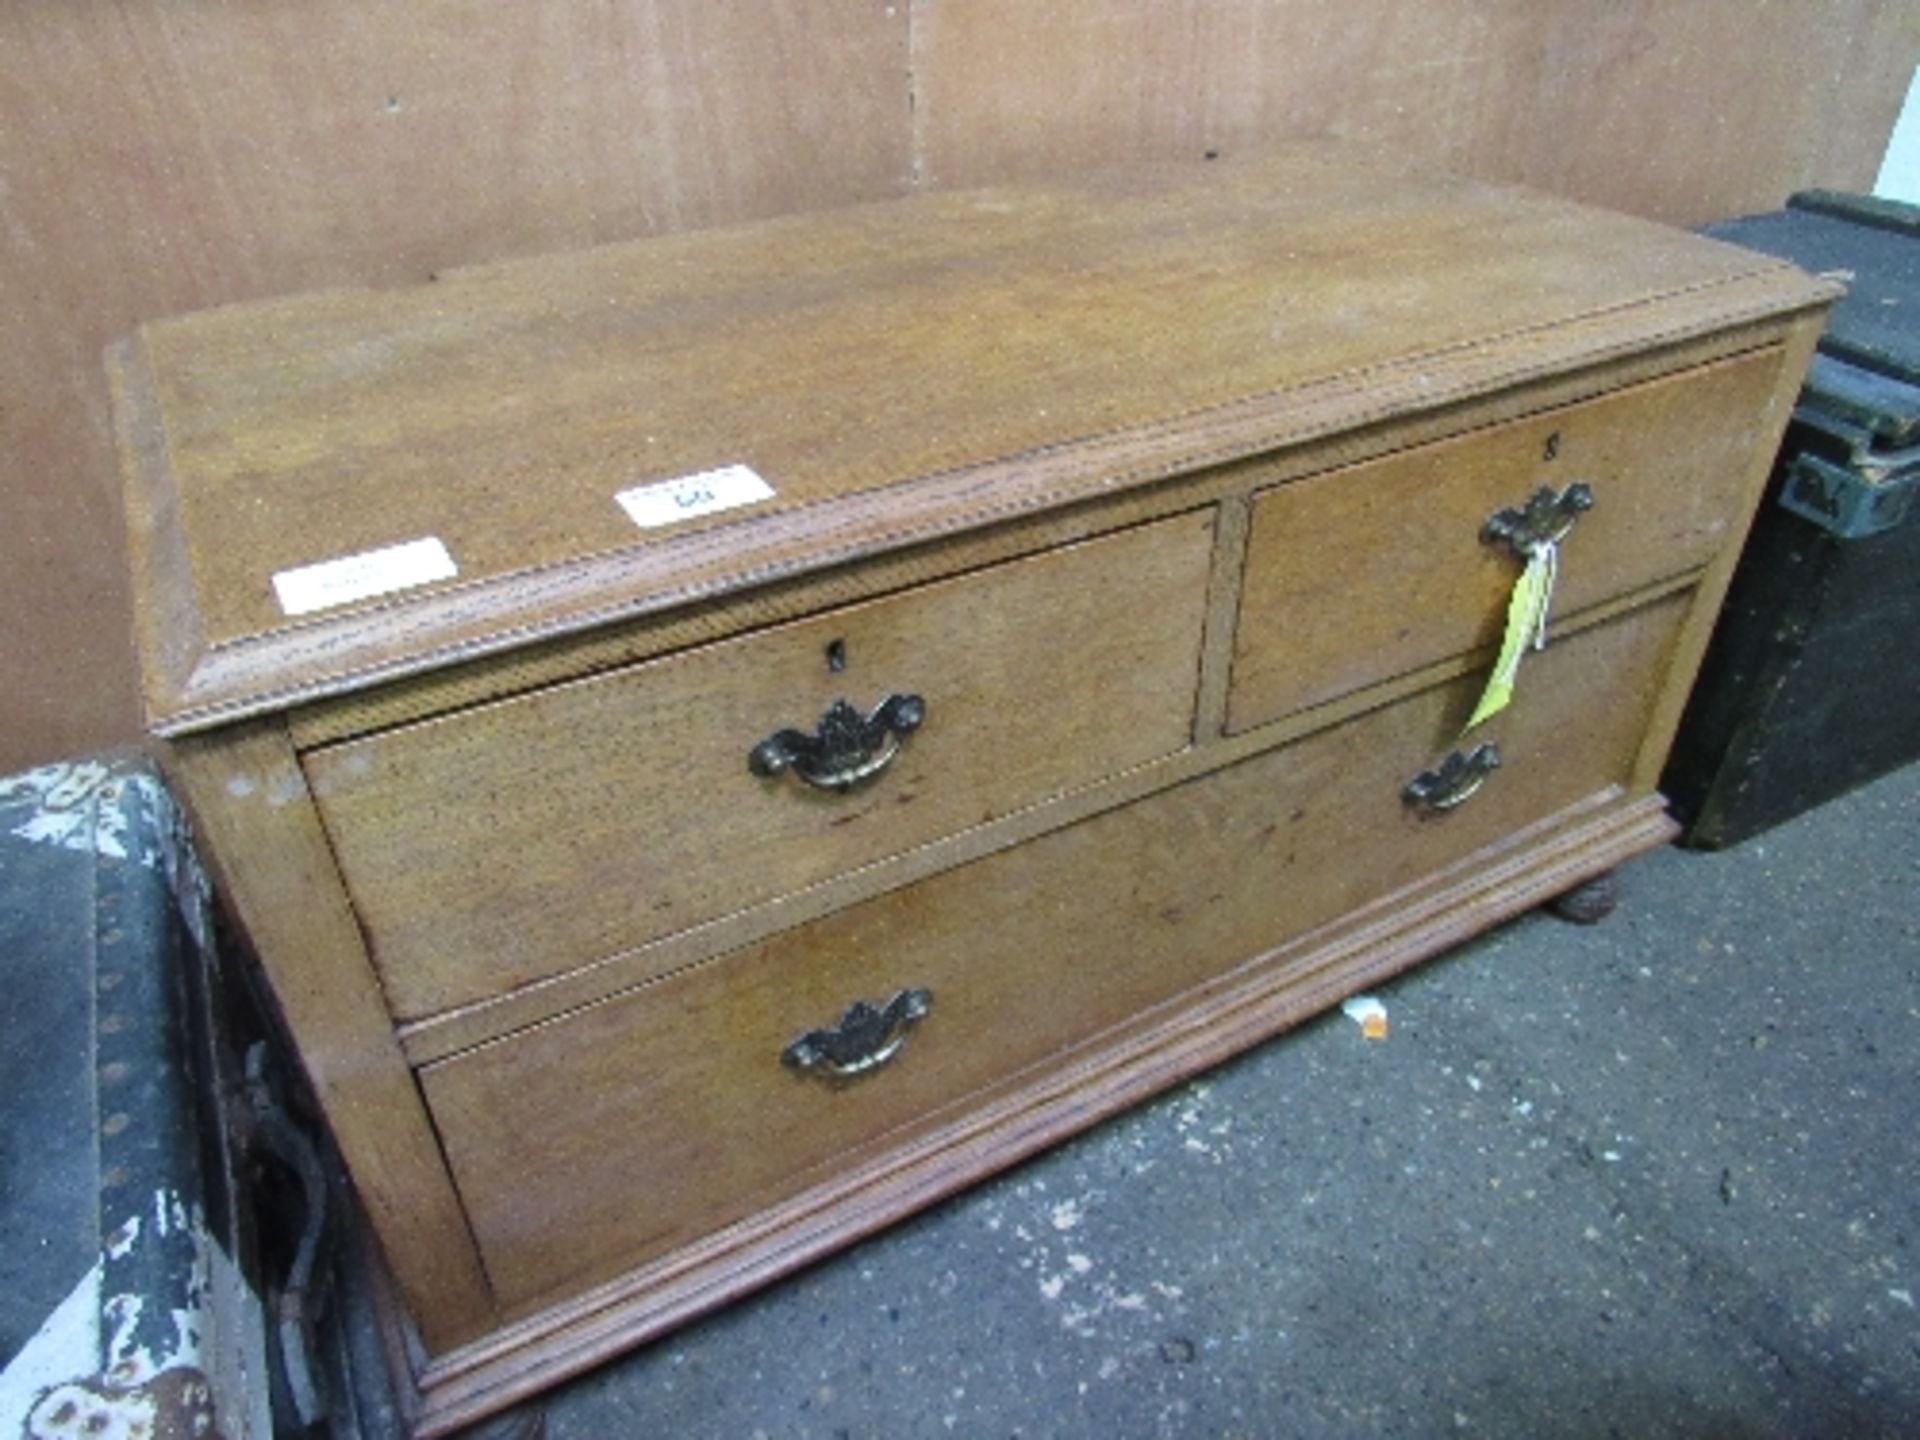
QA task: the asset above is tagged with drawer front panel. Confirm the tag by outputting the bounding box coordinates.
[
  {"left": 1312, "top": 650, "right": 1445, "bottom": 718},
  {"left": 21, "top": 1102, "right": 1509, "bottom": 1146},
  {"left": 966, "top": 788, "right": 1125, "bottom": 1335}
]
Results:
[
  {"left": 1228, "top": 348, "right": 1782, "bottom": 733},
  {"left": 306, "top": 513, "right": 1215, "bottom": 1020},
  {"left": 426, "top": 591, "right": 1690, "bottom": 1314}
]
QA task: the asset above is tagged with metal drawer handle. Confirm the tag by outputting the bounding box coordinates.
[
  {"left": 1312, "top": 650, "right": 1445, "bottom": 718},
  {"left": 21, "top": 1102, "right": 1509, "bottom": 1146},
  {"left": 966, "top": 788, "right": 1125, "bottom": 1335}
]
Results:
[
  {"left": 1481, "top": 482, "right": 1593, "bottom": 559},
  {"left": 1403, "top": 742, "right": 1501, "bottom": 813},
  {"left": 782, "top": 988, "right": 933, "bottom": 1080},
  {"left": 748, "top": 693, "right": 926, "bottom": 792}
]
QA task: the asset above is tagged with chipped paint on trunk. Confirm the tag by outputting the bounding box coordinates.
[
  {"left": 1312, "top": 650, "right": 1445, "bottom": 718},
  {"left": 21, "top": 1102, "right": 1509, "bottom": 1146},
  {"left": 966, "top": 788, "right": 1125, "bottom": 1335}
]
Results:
[
  {"left": 0, "top": 760, "right": 212, "bottom": 952},
  {"left": 0, "top": 761, "right": 150, "bottom": 864},
  {"left": 0, "top": 1266, "right": 101, "bottom": 1427},
  {"left": 0, "top": 1189, "right": 269, "bottom": 1440}
]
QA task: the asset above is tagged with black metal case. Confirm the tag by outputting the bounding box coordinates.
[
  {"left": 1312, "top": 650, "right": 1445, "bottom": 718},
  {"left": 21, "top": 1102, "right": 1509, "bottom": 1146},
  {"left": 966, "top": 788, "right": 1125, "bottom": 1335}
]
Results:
[{"left": 1665, "top": 193, "right": 1920, "bottom": 847}]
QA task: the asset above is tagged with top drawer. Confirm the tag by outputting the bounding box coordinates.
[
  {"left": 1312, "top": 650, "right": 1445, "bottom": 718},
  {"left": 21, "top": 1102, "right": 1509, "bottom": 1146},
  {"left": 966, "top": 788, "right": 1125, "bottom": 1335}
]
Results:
[
  {"left": 304, "top": 512, "right": 1214, "bottom": 1020},
  {"left": 1227, "top": 348, "right": 1785, "bottom": 733}
]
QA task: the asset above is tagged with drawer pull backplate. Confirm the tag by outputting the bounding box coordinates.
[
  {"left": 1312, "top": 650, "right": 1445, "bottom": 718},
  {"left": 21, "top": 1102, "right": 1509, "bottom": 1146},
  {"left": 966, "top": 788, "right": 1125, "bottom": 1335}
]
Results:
[
  {"left": 783, "top": 988, "right": 934, "bottom": 1080},
  {"left": 1404, "top": 743, "right": 1502, "bottom": 813},
  {"left": 749, "top": 694, "right": 926, "bottom": 792},
  {"left": 1481, "top": 482, "right": 1593, "bottom": 558}
]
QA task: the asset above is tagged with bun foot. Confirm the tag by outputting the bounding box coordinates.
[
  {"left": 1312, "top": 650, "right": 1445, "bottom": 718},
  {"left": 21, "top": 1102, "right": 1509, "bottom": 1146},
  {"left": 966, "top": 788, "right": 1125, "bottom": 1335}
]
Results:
[
  {"left": 462, "top": 1404, "right": 547, "bottom": 1440},
  {"left": 1550, "top": 870, "right": 1619, "bottom": 925}
]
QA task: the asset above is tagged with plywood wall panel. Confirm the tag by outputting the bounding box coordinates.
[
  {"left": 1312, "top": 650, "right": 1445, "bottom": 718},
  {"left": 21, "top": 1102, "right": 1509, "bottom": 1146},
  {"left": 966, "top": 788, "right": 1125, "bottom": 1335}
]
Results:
[
  {"left": 911, "top": 1, "right": 1919, "bottom": 225},
  {"left": 910, "top": 1, "right": 1555, "bottom": 192},
  {"left": 0, "top": 0, "right": 911, "bottom": 771},
  {"left": 1516, "top": 1, "right": 1920, "bottom": 225}
]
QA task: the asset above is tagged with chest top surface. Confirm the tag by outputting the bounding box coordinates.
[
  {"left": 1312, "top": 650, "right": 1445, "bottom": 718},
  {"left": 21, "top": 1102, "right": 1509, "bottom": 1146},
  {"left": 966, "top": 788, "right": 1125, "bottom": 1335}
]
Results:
[{"left": 113, "top": 142, "right": 1834, "bottom": 736}]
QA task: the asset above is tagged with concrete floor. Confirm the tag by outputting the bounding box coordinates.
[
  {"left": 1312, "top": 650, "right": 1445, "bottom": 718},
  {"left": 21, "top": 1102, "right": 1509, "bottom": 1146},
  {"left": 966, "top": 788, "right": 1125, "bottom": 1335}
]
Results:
[{"left": 541, "top": 763, "right": 1919, "bottom": 1439}]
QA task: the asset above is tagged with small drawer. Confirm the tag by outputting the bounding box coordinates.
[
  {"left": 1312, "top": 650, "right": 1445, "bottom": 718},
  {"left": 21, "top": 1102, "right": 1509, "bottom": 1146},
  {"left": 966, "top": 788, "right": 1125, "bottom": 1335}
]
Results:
[
  {"left": 424, "top": 590, "right": 1691, "bottom": 1315},
  {"left": 304, "top": 512, "right": 1214, "bottom": 1020},
  {"left": 1227, "top": 348, "right": 1783, "bottom": 733}
]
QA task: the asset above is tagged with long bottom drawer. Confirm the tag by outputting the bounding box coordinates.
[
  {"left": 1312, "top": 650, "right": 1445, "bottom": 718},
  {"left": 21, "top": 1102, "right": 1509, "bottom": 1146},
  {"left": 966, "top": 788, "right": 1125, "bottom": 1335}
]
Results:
[{"left": 423, "top": 591, "right": 1690, "bottom": 1315}]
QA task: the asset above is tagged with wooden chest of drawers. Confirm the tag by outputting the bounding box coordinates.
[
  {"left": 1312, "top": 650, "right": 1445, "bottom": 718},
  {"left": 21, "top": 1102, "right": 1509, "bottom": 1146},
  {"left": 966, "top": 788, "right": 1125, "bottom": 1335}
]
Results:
[{"left": 112, "top": 146, "right": 1832, "bottom": 1434}]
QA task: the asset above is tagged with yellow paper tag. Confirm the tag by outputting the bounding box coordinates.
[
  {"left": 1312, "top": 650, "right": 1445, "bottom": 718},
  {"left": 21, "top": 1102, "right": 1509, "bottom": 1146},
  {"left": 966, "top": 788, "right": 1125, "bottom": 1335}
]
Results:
[{"left": 1464, "top": 545, "right": 1554, "bottom": 732}]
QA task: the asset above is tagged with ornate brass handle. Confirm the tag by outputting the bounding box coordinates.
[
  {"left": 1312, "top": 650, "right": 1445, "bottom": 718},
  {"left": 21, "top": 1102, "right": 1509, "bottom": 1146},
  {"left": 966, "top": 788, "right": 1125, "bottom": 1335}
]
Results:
[
  {"left": 748, "top": 693, "right": 926, "bottom": 792},
  {"left": 782, "top": 988, "right": 933, "bottom": 1080},
  {"left": 1404, "top": 743, "right": 1501, "bottom": 813},
  {"left": 1482, "top": 482, "right": 1593, "bottom": 558}
]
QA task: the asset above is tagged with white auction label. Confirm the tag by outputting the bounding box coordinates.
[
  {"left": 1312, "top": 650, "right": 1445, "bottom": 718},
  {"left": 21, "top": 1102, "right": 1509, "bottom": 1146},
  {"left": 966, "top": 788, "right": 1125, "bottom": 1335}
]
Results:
[
  {"left": 271, "top": 536, "right": 458, "bottom": 617},
  {"left": 615, "top": 464, "right": 775, "bottom": 530}
]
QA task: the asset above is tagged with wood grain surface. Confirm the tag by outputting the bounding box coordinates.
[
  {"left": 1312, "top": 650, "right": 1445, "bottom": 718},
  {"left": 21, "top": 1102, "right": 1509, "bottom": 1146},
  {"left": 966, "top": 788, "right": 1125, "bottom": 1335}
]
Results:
[
  {"left": 12, "top": 0, "right": 1913, "bottom": 770},
  {"left": 117, "top": 144, "right": 1832, "bottom": 733},
  {"left": 0, "top": 0, "right": 912, "bottom": 773},
  {"left": 1229, "top": 345, "right": 1786, "bottom": 732},
  {"left": 391, "top": 571, "right": 1704, "bottom": 1066},
  {"left": 107, "top": 139, "right": 1835, "bottom": 1433},
  {"left": 305, "top": 513, "right": 1213, "bottom": 1019},
  {"left": 275, "top": 318, "right": 1791, "bottom": 752},
  {"left": 424, "top": 590, "right": 1691, "bottom": 1316},
  {"left": 409, "top": 794, "right": 1680, "bottom": 1437},
  {"left": 162, "top": 723, "right": 496, "bottom": 1351}
]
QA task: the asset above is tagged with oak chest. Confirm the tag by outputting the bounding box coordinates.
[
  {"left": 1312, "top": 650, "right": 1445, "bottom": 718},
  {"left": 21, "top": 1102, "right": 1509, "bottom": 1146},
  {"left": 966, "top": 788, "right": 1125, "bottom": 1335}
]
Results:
[{"left": 112, "top": 146, "right": 1833, "bottom": 1434}]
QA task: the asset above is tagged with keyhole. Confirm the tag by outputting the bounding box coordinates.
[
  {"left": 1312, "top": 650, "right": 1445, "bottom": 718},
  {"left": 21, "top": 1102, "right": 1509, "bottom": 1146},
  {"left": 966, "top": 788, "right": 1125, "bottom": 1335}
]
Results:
[
  {"left": 1543, "top": 431, "right": 1561, "bottom": 462},
  {"left": 825, "top": 638, "right": 847, "bottom": 673}
]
